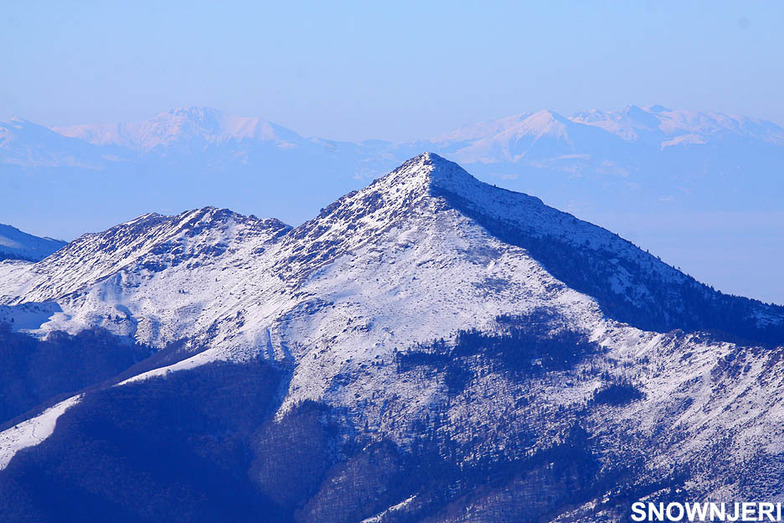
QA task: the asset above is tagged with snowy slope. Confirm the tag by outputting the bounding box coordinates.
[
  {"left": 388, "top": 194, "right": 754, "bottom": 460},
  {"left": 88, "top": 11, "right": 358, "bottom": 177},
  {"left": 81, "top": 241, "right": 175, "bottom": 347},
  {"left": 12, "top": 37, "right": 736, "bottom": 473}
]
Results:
[
  {"left": 0, "top": 207, "right": 291, "bottom": 349},
  {"left": 2, "top": 154, "right": 784, "bottom": 520},
  {"left": 435, "top": 109, "right": 625, "bottom": 166},
  {"left": 4, "top": 153, "right": 778, "bottom": 350}
]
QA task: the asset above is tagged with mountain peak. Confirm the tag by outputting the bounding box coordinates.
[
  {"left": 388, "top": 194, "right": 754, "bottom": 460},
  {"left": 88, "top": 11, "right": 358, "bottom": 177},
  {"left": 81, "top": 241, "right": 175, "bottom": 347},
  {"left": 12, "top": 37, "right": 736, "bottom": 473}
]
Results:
[
  {"left": 376, "top": 152, "right": 478, "bottom": 192},
  {"left": 528, "top": 109, "right": 565, "bottom": 122},
  {"left": 504, "top": 110, "right": 571, "bottom": 140}
]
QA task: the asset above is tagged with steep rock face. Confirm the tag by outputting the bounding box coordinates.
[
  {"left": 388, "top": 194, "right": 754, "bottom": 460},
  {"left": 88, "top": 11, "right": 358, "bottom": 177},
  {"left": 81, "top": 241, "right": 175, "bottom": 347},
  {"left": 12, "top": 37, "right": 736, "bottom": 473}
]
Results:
[{"left": 1, "top": 154, "right": 784, "bottom": 521}]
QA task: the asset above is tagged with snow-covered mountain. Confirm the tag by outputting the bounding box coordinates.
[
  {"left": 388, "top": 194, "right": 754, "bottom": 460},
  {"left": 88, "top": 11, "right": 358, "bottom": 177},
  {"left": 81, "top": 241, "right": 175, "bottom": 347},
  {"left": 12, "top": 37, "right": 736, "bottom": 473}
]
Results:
[
  {"left": 7, "top": 104, "right": 784, "bottom": 181},
  {"left": 3, "top": 104, "right": 782, "bottom": 302},
  {"left": 0, "top": 224, "right": 65, "bottom": 262},
  {"left": 427, "top": 108, "right": 621, "bottom": 164},
  {"left": 421, "top": 105, "right": 784, "bottom": 212},
  {"left": 429, "top": 104, "right": 784, "bottom": 155},
  {"left": 12, "top": 103, "right": 782, "bottom": 171},
  {"left": 573, "top": 104, "right": 784, "bottom": 145},
  {"left": 55, "top": 106, "right": 314, "bottom": 154},
  {"left": 1, "top": 154, "right": 784, "bottom": 521}
]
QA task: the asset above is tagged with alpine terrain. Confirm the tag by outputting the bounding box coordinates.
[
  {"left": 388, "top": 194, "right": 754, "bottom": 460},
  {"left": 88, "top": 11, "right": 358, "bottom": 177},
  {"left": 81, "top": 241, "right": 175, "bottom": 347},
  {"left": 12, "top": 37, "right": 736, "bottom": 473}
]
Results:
[
  {"left": 5, "top": 104, "right": 783, "bottom": 304},
  {"left": 1, "top": 153, "right": 783, "bottom": 522}
]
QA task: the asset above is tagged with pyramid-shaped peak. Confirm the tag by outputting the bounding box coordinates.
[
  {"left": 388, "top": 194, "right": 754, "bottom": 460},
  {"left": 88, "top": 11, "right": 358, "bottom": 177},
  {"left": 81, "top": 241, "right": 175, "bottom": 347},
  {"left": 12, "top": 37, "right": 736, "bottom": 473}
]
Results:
[
  {"left": 509, "top": 110, "right": 571, "bottom": 138},
  {"left": 376, "top": 152, "right": 480, "bottom": 194},
  {"left": 528, "top": 109, "right": 567, "bottom": 122},
  {"left": 519, "top": 109, "right": 573, "bottom": 128},
  {"left": 397, "top": 151, "right": 461, "bottom": 173}
]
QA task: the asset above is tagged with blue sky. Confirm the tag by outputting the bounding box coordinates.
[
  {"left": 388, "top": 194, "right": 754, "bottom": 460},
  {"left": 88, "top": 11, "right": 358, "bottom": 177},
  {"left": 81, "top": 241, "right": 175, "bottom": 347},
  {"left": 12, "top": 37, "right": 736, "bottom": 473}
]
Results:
[{"left": 1, "top": 1, "right": 782, "bottom": 141}]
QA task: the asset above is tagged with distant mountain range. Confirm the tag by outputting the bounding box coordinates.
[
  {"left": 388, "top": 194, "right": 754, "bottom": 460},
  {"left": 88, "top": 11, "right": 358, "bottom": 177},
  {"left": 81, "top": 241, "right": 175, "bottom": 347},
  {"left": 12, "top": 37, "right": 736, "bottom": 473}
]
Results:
[
  {"left": 1, "top": 154, "right": 784, "bottom": 521},
  {"left": 6, "top": 105, "right": 783, "bottom": 187},
  {"left": 1, "top": 105, "right": 783, "bottom": 302},
  {"left": 5, "top": 104, "right": 783, "bottom": 210}
]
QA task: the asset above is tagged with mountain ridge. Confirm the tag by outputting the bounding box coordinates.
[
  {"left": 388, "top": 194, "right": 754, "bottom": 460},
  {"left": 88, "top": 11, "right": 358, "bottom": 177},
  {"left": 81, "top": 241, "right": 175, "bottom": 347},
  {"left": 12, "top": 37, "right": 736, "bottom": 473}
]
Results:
[
  {"left": 4, "top": 105, "right": 782, "bottom": 308},
  {"left": 2, "top": 154, "right": 784, "bottom": 520},
  {"left": 54, "top": 106, "right": 309, "bottom": 152},
  {"left": 7, "top": 104, "right": 784, "bottom": 170},
  {"left": 2, "top": 153, "right": 781, "bottom": 347}
]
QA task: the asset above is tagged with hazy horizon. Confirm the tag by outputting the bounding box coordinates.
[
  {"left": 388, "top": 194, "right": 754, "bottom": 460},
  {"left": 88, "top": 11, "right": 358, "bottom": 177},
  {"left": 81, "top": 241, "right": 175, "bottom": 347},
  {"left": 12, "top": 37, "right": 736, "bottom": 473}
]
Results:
[{"left": 2, "top": 1, "right": 783, "bottom": 142}]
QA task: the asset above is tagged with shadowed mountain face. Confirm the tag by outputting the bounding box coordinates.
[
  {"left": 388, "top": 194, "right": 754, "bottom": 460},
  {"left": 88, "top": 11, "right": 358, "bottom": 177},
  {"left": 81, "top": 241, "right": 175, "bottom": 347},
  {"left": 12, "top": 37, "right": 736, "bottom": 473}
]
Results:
[
  {"left": 428, "top": 171, "right": 784, "bottom": 345},
  {"left": 0, "top": 324, "right": 154, "bottom": 426},
  {"left": 1, "top": 154, "right": 784, "bottom": 522},
  {"left": 0, "top": 224, "right": 65, "bottom": 262}
]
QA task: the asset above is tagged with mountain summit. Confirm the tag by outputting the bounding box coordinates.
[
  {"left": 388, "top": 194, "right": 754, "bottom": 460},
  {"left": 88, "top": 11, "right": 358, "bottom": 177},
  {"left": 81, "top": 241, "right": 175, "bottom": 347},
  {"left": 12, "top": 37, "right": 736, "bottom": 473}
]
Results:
[
  {"left": 1, "top": 154, "right": 784, "bottom": 521},
  {"left": 342, "top": 153, "right": 784, "bottom": 341},
  {"left": 4, "top": 106, "right": 784, "bottom": 307}
]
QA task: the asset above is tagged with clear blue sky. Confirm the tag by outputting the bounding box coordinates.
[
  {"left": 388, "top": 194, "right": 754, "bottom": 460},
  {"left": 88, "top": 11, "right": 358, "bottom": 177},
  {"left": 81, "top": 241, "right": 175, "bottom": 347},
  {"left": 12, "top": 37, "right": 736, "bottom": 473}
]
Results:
[{"left": 1, "top": 1, "right": 781, "bottom": 141}]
